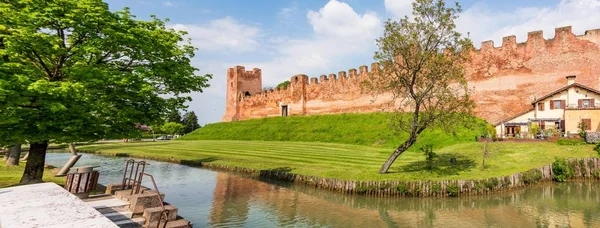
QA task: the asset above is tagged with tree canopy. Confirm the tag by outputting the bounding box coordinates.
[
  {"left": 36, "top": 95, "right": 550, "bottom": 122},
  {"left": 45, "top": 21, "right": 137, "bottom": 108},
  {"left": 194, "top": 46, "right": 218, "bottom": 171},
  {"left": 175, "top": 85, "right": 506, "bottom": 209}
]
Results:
[
  {"left": 161, "top": 122, "right": 184, "bottom": 136},
  {"left": 182, "top": 111, "right": 200, "bottom": 133},
  {"left": 370, "top": 0, "right": 474, "bottom": 173},
  {"left": 166, "top": 109, "right": 183, "bottom": 124},
  {"left": 0, "top": 0, "right": 211, "bottom": 183}
]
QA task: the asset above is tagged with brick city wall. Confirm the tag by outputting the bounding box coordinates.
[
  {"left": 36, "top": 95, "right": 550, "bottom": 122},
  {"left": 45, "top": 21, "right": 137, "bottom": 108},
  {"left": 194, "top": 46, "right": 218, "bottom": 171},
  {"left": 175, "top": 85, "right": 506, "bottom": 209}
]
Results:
[{"left": 222, "top": 26, "right": 600, "bottom": 124}]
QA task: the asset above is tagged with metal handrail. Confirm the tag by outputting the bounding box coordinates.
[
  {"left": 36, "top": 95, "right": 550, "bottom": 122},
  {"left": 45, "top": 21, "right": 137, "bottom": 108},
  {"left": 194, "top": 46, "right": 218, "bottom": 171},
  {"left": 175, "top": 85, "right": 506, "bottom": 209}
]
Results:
[
  {"left": 121, "top": 159, "right": 148, "bottom": 191},
  {"left": 137, "top": 173, "right": 169, "bottom": 228},
  {"left": 121, "top": 159, "right": 169, "bottom": 228}
]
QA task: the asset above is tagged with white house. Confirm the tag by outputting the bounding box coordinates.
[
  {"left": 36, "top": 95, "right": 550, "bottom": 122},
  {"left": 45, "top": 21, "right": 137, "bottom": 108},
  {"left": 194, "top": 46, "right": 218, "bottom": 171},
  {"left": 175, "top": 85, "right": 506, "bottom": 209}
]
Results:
[{"left": 495, "top": 75, "right": 600, "bottom": 138}]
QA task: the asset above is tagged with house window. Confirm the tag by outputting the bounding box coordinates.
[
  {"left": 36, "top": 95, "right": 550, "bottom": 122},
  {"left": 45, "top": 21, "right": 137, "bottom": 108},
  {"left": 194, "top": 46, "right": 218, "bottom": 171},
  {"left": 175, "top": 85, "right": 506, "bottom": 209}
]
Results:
[
  {"left": 537, "top": 102, "right": 544, "bottom": 111},
  {"left": 554, "top": 100, "right": 562, "bottom": 109},
  {"left": 578, "top": 99, "right": 595, "bottom": 108},
  {"left": 583, "top": 100, "right": 591, "bottom": 108},
  {"left": 555, "top": 121, "right": 560, "bottom": 129}
]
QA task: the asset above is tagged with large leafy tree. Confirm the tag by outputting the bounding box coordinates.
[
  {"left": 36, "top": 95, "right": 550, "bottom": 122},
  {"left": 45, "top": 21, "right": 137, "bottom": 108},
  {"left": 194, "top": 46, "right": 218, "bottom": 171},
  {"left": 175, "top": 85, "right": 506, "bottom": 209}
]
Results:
[
  {"left": 166, "top": 109, "right": 182, "bottom": 124},
  {"left": 182, "top": 111, "right": 200, "bottom": 133},
  {"left": 372, "top": 0, "right": 474, "bottom": 174},
  {"left": 0, "top": 0, "right": 211, "bottom": 183}
]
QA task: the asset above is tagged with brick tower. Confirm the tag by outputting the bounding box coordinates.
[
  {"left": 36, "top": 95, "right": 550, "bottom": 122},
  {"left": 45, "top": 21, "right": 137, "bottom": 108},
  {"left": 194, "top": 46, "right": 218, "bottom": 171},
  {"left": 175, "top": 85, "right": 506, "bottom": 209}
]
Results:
[{"left": 222, "top": 66, "right": 262, "bottom": 121}]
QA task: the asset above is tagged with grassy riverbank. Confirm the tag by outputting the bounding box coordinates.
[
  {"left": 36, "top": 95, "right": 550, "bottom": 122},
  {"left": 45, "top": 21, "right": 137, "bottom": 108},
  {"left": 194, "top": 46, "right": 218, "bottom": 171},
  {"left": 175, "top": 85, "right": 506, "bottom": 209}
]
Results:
[
  {"left": 0, "top": 161, "right": 65, "bottom": 188},
  {"left": 79, "top": 140, "right": 598, "bottom": 181},
  {"left": 180, "top": 113, "right": 488, "bottom": 149}
]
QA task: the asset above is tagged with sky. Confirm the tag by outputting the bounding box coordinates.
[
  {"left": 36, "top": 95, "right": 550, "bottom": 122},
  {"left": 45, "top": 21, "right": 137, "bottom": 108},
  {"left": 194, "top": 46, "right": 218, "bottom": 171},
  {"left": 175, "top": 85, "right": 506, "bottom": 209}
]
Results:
[{"left": 103, "top": 0, "right": 600, "bottom": 125}]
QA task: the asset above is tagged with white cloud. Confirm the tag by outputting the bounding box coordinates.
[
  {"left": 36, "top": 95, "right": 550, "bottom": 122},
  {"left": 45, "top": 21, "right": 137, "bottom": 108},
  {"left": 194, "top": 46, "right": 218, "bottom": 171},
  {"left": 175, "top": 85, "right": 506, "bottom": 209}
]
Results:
[
  {"left": 163, "top": 1, "right": 173, "bottom": 7},
  {"left": 307, "top": 0, "right": 380, "bottom": 39},
  {"left": 456, "top": 0, "right": 600, "bottom": 47},
  {"left": 244, "top": 0, "right": 382, "bottom": 86},
  {"left": 278, "top": 3, "right": 299, "bottom": 25},
  {"left": 384, "top": 0, "right": 414, "bottom": 20},
  {"left": 171, "top": 17, "right": 261, "bottom": 53}
]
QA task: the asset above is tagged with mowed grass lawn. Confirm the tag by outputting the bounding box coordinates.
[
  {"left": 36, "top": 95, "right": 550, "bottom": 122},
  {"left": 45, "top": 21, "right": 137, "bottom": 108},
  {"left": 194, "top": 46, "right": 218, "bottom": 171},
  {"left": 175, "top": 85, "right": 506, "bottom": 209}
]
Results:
[
  {"left": 79, "top": 140, "right": 599, "bottom": 181},
  {"left": 0, "top": 161, "right": 65, "bottom": 188}
]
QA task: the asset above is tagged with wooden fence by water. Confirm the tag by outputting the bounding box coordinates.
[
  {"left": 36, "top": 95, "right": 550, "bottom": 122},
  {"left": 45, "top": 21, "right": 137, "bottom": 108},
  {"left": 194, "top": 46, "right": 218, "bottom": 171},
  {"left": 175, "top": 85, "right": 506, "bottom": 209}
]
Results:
[{"left": 82, "top": 150, "right": 600, "bottom": 198}]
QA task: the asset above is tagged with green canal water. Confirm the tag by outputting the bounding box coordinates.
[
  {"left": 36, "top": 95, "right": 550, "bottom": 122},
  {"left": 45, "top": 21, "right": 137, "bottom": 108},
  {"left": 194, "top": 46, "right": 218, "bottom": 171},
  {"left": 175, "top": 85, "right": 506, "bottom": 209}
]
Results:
[{"left": 46, "top": 153, "right": 600, "bottom": 228}]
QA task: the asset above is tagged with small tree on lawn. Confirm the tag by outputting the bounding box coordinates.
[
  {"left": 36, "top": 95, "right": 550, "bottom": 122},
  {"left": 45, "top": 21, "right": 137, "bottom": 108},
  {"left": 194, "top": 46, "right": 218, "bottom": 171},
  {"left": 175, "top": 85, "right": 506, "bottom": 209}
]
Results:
[
  {"left": 370, "top": 0, "right": 475, "bottom": 174},
  {"left": 161, "top": 122, "right": 184, "bottom": 137},
  {"left": 0, "top": 0, "right": 211, "bottom": 183}
]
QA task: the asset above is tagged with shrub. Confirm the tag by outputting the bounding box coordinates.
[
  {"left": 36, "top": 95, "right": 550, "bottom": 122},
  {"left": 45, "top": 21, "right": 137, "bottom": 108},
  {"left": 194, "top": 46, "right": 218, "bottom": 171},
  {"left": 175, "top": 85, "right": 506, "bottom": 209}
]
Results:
[
  {"left": 431, "top": 182, "right": 442, "bottom": 194},
  {"left": 529, "top": 123, "right": 540, "bottom": 137},
  {"left": 446, "top": 184, "right": 459, "bottom": 197},
  {"left": 421, "top": 144, "right": 437, "bottom": 170},
  {"left": 482, "top": 178, "right": 499, "bottom": 189},
  {"left": 556, "top": 138, "right": 586, "bottom": 146},
  {"left": 473, "top": 180, "right": 483, "bottom": 192},
  {"left": 552, "top": 157, "right": 574, "bottom": 182},
  {"left": 593, "top": 170, "right": 600, "bottom": 179},
  {"left": 595, "top": 143, "right": 600, "bottom": 156},
  {"left": 355, "top": 183, "right": 369, "bottom": 194},
  {"left": 396, "top": 183, "right": 409, "bottom": 194},
  {"left": 522, "top": 169, "right": 542, "bottom": 184},
  {"left": 501, "top": 176, "right": 511, "bottom": 188},
  {"left": 578, "top": 121, "right": 587, "bottom": 138},
  {"left": 411, "top": 185, "right": 422, "bottom": 197}
]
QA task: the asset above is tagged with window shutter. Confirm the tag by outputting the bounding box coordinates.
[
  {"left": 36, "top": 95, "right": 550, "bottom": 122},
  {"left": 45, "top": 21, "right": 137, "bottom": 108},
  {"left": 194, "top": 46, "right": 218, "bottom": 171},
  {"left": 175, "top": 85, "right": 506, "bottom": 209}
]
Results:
[
  {"left": 592, "top": 99, "right": 595, "bottom": 107},
  {"left": 562, "top": 100, "right": 566, "bottom": 109},
  {"left": 550, "top": 100, "right": 555, "bottom": 109},
  {"left": 583, "top": 118, "right": 592, "bottom": 130},
  {"left": 578, "top": 99, "right": 583, "bottom": 108}
]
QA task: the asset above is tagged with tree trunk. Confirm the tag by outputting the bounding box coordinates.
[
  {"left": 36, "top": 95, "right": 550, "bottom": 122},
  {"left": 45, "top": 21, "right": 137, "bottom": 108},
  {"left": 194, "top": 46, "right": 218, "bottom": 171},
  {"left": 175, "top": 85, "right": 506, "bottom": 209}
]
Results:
[
  {"left": 56, "top": 143, "right": 81, "bottom": 177},
  {"left": 20, "top": 141, "right": 48, "bottom": 184},
  {"left": 6, "top": 144, "right": 21, "bottom": 166},
  {"left": 69, "top": 143, "right": 77, "bottom": 155},
  {"left": 379, "top": 134, "right": 418, "bottom": 174},
  {"left": 20, "top": 152, "right": 29, "bottom": 161}
]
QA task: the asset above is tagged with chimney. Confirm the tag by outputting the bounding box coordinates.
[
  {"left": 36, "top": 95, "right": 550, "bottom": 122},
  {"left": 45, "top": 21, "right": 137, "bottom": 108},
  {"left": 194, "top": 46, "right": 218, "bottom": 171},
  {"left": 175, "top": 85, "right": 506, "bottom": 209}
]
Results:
[{"left": 566, "top": 75, "right": 576, "bottom": 85}]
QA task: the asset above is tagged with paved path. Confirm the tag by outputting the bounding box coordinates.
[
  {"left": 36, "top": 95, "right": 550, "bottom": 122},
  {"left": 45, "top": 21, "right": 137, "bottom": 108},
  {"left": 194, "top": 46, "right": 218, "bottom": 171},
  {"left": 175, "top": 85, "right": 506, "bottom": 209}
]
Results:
[{"left": 0, "top": 183, "right": 117, "bottom": 228}]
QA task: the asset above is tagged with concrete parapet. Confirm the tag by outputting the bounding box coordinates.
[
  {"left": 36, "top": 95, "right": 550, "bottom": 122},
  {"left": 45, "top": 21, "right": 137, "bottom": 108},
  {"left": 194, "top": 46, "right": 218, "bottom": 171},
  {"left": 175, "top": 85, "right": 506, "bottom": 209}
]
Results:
[
  {"left": 143, "top": 205, "right": 178, "bottom": 228},
  {"left": 128, "top": 190, "right": 165, "bottom": 215}
]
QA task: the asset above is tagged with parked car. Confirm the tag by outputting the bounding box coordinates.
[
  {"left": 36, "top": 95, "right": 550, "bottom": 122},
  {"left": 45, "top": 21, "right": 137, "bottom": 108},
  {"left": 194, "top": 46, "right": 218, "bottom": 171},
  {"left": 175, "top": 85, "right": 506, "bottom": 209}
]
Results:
[{"left": 156, "top": 136, "right": 172, "bottom": 140}]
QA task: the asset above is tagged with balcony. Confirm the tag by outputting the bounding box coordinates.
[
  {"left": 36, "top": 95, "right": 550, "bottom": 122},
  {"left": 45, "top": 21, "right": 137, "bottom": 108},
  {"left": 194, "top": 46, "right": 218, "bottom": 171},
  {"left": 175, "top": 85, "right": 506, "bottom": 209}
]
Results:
[{"left": 566, "top": 103, "right": 599, "bottom": 109}]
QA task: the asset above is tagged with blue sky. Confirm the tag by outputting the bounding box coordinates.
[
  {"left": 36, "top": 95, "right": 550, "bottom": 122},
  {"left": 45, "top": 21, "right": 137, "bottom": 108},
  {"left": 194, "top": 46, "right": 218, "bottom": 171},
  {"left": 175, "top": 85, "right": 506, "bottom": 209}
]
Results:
[{"left": 104, "top": 0, "right": 600, "bottom": 125}]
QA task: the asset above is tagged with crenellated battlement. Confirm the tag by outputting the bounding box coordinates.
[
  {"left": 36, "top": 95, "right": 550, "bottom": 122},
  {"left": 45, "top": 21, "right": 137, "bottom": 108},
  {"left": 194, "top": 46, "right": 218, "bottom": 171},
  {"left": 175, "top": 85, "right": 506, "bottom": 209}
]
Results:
[
  {"left": 230, "top": 62, "right": 383, "bottom": 110},
  {"left": 225, "top": 25, "right": 600, "bottom": 123},
  {"left": 474, "top": 26, "right": 600, "bottom": 53}
]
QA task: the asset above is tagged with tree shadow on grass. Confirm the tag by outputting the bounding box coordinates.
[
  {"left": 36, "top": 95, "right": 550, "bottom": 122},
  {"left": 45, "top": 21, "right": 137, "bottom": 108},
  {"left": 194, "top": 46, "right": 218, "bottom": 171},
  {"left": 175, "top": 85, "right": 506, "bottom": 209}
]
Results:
[
  {"left": 180, "top": 157, "right": 218, "bottom": 166},
  {"left": 398, "top": 153, "right": 476, "bottom": 176}
]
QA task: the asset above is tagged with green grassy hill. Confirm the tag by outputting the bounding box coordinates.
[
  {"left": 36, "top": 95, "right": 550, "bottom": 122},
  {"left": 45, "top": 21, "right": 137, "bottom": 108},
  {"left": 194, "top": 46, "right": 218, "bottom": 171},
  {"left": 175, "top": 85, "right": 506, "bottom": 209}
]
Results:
[{"left": 180, "top": 113, "right": 489, "bottom": 149}]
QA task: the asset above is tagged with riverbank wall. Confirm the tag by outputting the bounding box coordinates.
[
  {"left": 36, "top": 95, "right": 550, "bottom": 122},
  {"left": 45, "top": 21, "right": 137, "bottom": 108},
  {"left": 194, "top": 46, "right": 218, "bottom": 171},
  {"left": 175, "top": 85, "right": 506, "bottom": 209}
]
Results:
[{"left": 80, "top": 150, "right": 600, "bottom": 197}]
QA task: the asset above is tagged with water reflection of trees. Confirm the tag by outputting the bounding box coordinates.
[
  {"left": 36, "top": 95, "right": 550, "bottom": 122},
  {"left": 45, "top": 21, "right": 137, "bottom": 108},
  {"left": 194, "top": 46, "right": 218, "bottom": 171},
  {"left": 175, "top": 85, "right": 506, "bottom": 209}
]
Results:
[{"left": 209, "top": 172, "right": 600, "bottom": 227}]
